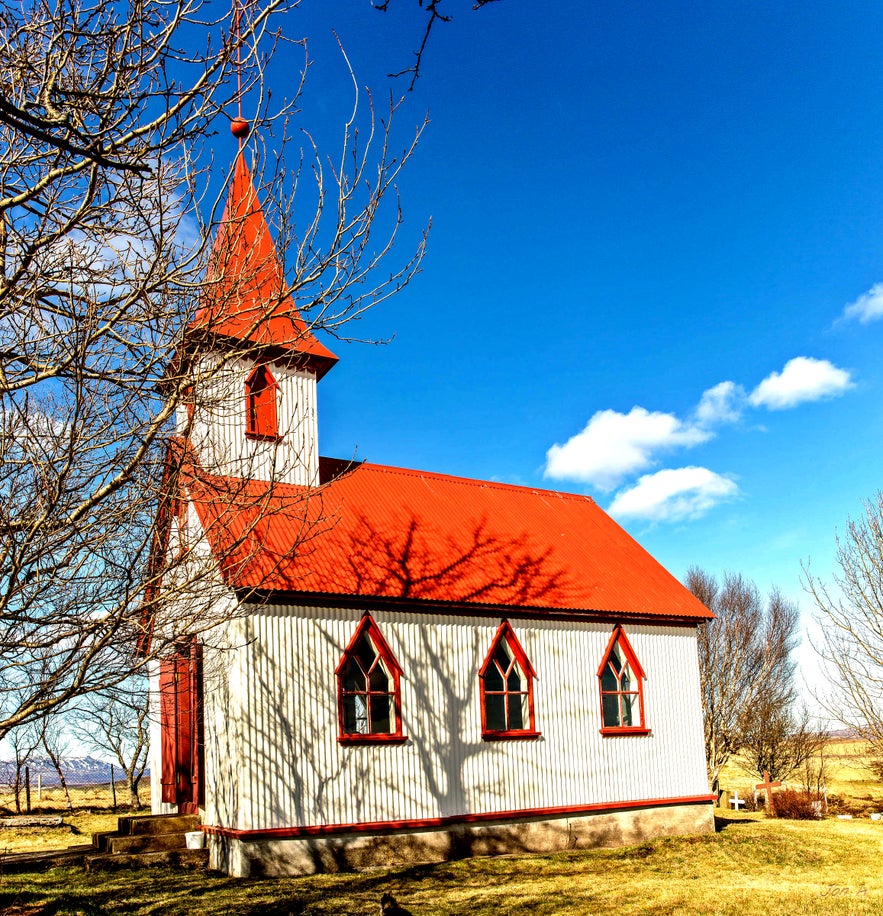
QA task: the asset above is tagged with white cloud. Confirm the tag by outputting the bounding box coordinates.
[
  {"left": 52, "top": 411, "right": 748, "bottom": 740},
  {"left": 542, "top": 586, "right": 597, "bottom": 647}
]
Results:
[
  {"left": 842, "top": 282, "right": 883, "bottom": 324},
  {"left": 748, "top": 356, "right": 853, "bottom": 410},
  {"left": 693, "top": 380, "right": 747, "bottom": 427},
  {"left": 608, "top": 467, "right": 739, "bottom": 522},
  {"left": 544, "top": 407, "right": 710, "bottom": 490}
]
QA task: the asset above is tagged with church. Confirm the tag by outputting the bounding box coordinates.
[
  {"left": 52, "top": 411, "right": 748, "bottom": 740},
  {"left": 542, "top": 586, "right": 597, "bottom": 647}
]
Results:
[{"left": 147, "top": 145, "right": 715, "bottom": 878}]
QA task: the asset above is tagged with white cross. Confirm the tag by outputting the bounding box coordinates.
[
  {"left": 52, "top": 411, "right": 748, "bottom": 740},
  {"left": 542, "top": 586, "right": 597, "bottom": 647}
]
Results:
[{"left": 729, "top": 791, "right": 746, "bottom": 810}]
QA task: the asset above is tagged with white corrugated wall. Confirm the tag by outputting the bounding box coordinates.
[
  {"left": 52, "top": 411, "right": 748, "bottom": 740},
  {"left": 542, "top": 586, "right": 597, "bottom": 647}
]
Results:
[
  {"left": 180, "top": 355, "right": 319, "bottom": 486},
  {"left": 204, "top": 605, "right": 709, "bottom": 831}
]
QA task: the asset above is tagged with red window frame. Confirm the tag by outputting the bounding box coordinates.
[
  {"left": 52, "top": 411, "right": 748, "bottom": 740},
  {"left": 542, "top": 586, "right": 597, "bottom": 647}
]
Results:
[
  {"left": 479, "top": 620, "right": 540, "bottom": 741},
  {"left": 335, "top": 614, "right": 407, "bottom": 746},
  {"left": 245, "top": 364, "right": 280, "bottom": 441},
  {"left": 597, "top": 625, "right": 650, "bottom": 736}
]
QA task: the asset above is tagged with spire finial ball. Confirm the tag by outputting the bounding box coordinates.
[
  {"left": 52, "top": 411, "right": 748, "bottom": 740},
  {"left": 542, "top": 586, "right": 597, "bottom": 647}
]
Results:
[{"left": 230, "top": 117, "right": 251, "bottom": 139}]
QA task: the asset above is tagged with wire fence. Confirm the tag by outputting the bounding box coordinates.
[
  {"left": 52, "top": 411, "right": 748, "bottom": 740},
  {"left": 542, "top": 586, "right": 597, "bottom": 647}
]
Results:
[{"left": 0, "top": 765, "right": 150, "bottom": 813}]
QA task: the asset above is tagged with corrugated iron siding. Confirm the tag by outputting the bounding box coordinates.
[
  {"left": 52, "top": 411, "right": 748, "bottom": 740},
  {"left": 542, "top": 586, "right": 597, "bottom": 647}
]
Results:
[
  {"left": 179, "top": 356, "right": 318, "bottom": 486},
  {"left": 202, "top": 605, "right": 709, "bottom": 831}
]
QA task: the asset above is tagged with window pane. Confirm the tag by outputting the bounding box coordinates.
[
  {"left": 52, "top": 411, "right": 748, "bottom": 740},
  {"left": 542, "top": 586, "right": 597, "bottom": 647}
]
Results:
[
  {"left": 370, "top": 694, "right": 392, "bottom": 733},
  {"left": 493, "top": 643, "right": 511, "bottom": 668},
  {"left": 355, "top": 636, "right": 376, "bottom": 671},
  {"left": 354, "top": 694, "right": 369, "bottom": 733},
  {"left": 601, "top": 663, "right": 618, "bottom": 694},
  {"left": 507, "top": 664, "right": 524, "bottom": 693},
  {"left": 620, "top": 662, "right": 632, "bottom": 692},
  {"left": 602, "top": 694, "right": 621, "bottom": 727},
  {"left": 342, "top": 658, "right": 366, "bottom": 693},
  {"left": 507, "top": 693, "right": 526, "bottom": 730},
  {"left": 485, "top": 663, "right": 504, "bottom": 692},
  {"left": 342, "top": 695, "right": 357, "bottom": 733},
  {"left": 369, "top": 662, "right": 389, "bottom": 692},
  {"left": 621, "top": 693, "right": 635, "bottom": 727},
  {"left": 343, "top": 694, "right": 369, "bottom": 734},
  {"left": 485, "top": 694, "right": 506, "bottom": 731}
]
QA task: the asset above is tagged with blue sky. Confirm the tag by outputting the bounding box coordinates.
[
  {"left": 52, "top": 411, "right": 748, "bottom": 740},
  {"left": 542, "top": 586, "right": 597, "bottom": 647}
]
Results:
[{"left": 229, "top": 1, "right": 883, "bottom": 661}]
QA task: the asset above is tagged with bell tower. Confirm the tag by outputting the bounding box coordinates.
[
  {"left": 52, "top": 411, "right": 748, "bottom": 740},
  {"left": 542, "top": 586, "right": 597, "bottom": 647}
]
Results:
[{"left": 180, "top": 141, "right": 338, "bottom": 486}]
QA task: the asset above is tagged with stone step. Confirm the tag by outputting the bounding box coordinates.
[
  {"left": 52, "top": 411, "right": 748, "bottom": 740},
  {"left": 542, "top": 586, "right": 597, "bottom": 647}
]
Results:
[
  {"left": 84, "top": 847, "right": 209, "bottom": 872},
  {"left": 117, "top": 814, "right": 200, "bottom": 836}
]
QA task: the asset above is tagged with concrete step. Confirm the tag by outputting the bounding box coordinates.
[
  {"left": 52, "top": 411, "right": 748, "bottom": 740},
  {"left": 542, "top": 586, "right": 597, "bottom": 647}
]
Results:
[
  {"left": 117, "top": 814, "right": 200, "bottom": 836},
  {"left": 84, "top": 847, "right": 209, "bottom": 872}
]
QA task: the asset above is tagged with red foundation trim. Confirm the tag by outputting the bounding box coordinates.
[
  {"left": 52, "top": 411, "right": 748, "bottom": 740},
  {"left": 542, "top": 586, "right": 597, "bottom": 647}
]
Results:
[{"left": 201, "top": 794, "right": 716, "bottom": 841}]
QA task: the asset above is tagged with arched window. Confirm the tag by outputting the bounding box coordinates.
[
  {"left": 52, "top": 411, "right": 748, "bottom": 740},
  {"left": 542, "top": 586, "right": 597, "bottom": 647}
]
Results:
[
  {"left": 244, "top": 364, "right": 279, "bottom": 440},
  {"left": 597, "top": 625, "right": 650, "bottom": 735},
  {"left": 479, "top": 621, "right": 540, "bottom": 740},
  {"left": 336, "top": 615, "right": 406, "bottom": 745}
]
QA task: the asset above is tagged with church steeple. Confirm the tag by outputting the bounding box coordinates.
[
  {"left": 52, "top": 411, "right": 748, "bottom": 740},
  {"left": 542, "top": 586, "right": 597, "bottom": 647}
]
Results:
[
  {"left": 190, "top": 154, "right": 338, "bottom": 379},
  {"left": 179, "top": 3, "right": 334, "bottom": 487}
]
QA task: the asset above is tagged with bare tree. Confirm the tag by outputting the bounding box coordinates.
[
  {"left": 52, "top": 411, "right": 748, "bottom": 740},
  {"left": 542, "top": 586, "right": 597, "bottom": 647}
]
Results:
[
  {"left": 6, "top": 721, "right": 41, "bottom": 813},
  {"left": 739, "top": 702, "right": 828, "bottom": 785},
  {"left": 39, "top": 716, "right": 75, "bottom": 813},
  {"left": 686, "top": 568, "right": 800, "bottom": 790},
  {"left": 0, "top": 0, "right": 426, "bottom": 742},
  {"left": 73, "top": 681, "right": 150, "bottom": 809},
  {"left": 806, "top": 492, "right": 883, "bottom": 777}
]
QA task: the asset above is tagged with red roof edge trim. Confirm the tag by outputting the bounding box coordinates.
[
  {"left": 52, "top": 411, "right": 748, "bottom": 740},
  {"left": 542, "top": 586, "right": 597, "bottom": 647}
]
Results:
[{"left": 235, "top": 589, "right": 706, "bottom": 628}]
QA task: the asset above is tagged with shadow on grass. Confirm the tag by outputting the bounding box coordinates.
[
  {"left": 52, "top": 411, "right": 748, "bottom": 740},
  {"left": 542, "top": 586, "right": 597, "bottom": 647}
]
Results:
[
  {"left": 239, "top": 902, "right": 306, "bottom": 916},
  {"left": 714, "top": 814, "right": 763, "bottom": 831}
]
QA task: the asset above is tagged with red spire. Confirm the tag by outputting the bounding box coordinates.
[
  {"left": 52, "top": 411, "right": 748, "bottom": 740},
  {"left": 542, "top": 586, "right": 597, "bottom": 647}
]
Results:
[{"left": 191, "top": 155, "right": 338, "bottom": 378}]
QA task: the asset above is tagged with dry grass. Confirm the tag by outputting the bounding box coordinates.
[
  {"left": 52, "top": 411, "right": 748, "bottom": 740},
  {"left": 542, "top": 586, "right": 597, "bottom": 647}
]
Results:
[
  {"left": 0, "top": 783, "right": 145, "bottom": 855},
  {"left": 0, "top": 811, "right": 119, "bottom": 856},
  {"left": 3, "top": 816, "right": 883, "bottom": 915}
]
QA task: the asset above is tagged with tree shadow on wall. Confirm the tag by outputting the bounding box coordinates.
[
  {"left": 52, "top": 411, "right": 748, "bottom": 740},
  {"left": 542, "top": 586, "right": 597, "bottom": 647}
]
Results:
[{"left": 217, "top": 512, "right": 572, "bottom": 874}]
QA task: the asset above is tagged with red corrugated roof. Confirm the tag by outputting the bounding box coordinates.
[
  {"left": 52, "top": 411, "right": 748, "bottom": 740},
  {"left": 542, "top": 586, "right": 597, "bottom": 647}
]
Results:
[
  {"left": 191, "top": 155, "right": 338, "bottom": 377},
  {"left": 183, "top": 456, "right": 712, "bottom": 621}
]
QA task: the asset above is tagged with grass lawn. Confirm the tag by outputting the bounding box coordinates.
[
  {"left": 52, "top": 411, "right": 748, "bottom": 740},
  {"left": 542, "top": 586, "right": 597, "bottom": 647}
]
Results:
[{"left": 3, "top": 815, "right": 883, "bottom": 915}]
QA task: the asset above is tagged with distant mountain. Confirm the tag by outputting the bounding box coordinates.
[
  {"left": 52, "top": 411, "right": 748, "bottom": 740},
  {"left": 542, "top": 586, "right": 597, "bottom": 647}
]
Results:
[{"left": 0, "top": 756, "right": 148, "bottom": 786}]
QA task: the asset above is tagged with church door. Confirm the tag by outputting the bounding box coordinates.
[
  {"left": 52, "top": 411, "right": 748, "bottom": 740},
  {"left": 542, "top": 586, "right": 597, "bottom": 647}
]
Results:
[{"left": 159, "top": 639, "right": 204, "bottom": 814}]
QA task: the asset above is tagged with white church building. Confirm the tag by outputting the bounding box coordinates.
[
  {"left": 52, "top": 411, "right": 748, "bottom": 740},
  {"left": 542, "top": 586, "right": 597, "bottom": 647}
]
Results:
[{"left": 148, "top": 151, "right": 715, "bottom": 877}]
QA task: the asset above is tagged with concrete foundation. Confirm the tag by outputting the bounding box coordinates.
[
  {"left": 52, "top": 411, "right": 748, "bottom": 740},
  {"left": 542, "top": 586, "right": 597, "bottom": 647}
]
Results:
[{"left": 209, "top": 802, "right": 716, "bottom": 877}]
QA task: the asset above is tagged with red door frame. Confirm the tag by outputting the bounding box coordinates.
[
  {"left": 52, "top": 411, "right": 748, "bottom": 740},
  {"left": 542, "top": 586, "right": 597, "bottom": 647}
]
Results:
[{"left": 159, "top": 639, "right": 204, "bottom": 814}]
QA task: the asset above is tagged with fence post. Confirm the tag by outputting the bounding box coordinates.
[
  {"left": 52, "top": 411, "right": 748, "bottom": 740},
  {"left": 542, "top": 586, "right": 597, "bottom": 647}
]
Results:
[
  {"left": 25, "top": 765, "right": 31, "bottom": 813},
  {"left": 110, "top": 763, "right": 117, "bottom": 811}
]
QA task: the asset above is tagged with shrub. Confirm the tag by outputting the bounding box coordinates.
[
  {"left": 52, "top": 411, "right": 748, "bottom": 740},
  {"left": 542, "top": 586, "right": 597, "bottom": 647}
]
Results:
[{"left": 769, "top": 788, "right": 823, "bottom": 819}]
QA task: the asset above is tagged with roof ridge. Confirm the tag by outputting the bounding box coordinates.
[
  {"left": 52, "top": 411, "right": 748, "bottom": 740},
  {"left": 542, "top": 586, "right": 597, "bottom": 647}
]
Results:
[{"left": 329, "top": 457, "right": 596, "bottom": 504}]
